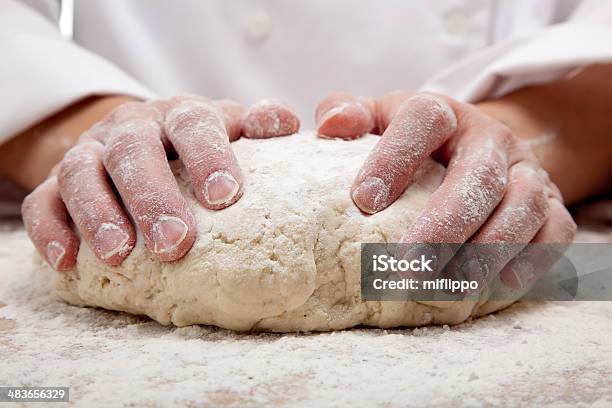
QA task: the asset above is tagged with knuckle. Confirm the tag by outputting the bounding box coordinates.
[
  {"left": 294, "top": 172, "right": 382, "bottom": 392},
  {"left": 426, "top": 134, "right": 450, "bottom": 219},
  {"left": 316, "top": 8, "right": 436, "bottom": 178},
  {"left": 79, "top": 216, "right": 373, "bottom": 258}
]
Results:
[
  {"left": 146, "top": 99, "right": 172, "bottom": 116},
  {"left": 508, "top": 162, "right": 550, "bottom": 214},
  {"left": 58, "top": 145, "right": 104, "bottom": 197},
  {"left": 21, "top": 179, "right": 56, "bottom": 221},
  {"left": 515, "top": 141, "right": 537, "bottom": 163},
  {"left": 214, "top": 99, "right": 246, "bottom": 122},
  {"left": 103, "top": 122, "right": 163, "bottom": 168},
  {"left": 473, "top": 156, "right": 507, "bottom": 190},
  {"left": 489, "top": 124, "right": 515, "bottom": 149},
  {"left": 59, "top": 143, "right": 101, "bottom": 175},
  {"left": 165, "top": 99, "right": 224, "bottom": 138},
  {"left": 509, "top": 161, "right": 544, "bottom": 185},
  {"left": 21, "top": 191, "right": 38, "bottom": 219},
  {"left": 535, "top": 167, "right": 552, "bottom": 185},
  {"left": 79, "top": 121, "right": 110, "bottom": 143},
  {"left": 102, "top": 104, "right": 165, "bottom": 165},
  {"left": 407, "top": 93, "right": 457, "bottom": 133}
]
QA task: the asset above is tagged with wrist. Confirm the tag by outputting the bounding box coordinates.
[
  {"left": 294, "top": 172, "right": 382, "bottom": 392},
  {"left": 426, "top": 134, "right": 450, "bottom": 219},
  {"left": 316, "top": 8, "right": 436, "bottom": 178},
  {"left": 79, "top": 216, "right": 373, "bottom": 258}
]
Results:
[
  {"left": 0, "top": 95, "right": 138, "bottom": 191},
  {"left": 475, "top": 84, "right": 607, "bottom": 204},
  {"left": 476, "top": 94, "right": 559, "bottom": 150}
]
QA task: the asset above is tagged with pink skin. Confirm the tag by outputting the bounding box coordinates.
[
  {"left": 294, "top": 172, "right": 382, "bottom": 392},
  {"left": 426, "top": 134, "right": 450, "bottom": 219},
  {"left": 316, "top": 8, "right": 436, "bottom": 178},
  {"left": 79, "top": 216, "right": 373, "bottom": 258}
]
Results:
[
  {"left": 22, "top": 96, "right": 300, "bottom": 270},
  {"left": 316, "top": 92, "right": 375, "bottom": 139},
  {"left": 315, "top": 91, "right": 576, "bottom": 290},
  {"left": 242, "top": 99, "right": 300, "bottom": 139},
  {"left": 101, "top": 103, "right": 197, "bottom": 262},
  {"left": 499, "top": 199, "right": 577, "bottom": 290},
  {"left": 57, "top": 142, "right": 136, "bottom": 266},
  {"left": 164, "top": 96, "right": 244, "bottom": 210},
  {"left": 21, "top": 177, "right": 79, "bottom": 271},
  {"left": 444, "top": 162, "right": 553, "bottom": 293},
  {"left": 351, "top": 94, "right": 458, "bottom": 215},
  {"left": 214, "top": 99, "right": 247, "bottom": 142}
]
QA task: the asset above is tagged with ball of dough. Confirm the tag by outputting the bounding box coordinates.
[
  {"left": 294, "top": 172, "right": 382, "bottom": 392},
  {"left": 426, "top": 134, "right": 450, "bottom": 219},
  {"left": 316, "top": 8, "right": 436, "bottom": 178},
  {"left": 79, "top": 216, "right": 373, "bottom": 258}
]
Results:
[{"left": 54, "top": 133, "right": 506, "bottom": 332}]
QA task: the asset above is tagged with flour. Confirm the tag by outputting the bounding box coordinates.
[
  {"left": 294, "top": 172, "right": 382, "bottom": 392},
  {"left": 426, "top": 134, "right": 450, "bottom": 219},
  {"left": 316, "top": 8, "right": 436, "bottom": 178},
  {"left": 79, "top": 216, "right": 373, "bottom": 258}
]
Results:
[
  {"left": 54, "top": 132, "right": 524, "bottom": 332},
  {"left": 1, "top": 193, "right": 612, "bottom": 406},
  {"left": 1, "top": 226, "right": 611, "bottom": 407}
]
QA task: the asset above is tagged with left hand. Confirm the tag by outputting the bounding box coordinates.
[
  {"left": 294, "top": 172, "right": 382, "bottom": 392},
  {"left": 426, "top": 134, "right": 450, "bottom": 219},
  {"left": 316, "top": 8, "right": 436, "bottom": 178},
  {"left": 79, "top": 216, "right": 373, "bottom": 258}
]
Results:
[
  {"left": 315, "top": 91, "right": 576, "bottom": 291},
  {"left": 21, "top": 95, "right": 300, "bottom": 271}
]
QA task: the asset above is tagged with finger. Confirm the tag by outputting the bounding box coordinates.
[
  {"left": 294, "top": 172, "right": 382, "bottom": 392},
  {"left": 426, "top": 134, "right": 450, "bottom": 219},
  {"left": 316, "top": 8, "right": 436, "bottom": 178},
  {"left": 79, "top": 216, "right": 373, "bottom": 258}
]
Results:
[
  {"left": 80, "top": 101, "right": 165, "bottom": 145},
  {"left": 165, "top": 97, "right": 243, "bottom": 210},
  {"left": 352, "top": 93, "right": 458, "bottom": 214},
  {"left": 109, "top": 100, "right": 166, "bottom": 125},
  {"left": 315, "top": 91, "right": 414, "bottom": 139},
  {"left": 213, "top": 99, "right": 246, "bottom": 142},
  {"left": 242, "top": 99, "right": 300, "bottom": 139},
  {"left": 21, "top": 177, "right": 79, "bottom": 271},
  {"left": 315, "top": 92, "right": 376, "bottom": 139},
  {"left": 472, "top": 161, "right": 550, "bottom": 243},
  {"left": 500, "top": 198, "right": 577, "bottom": 289},
  {"left": 147, "top": 99, "right": 178, "bottom": 155},
  {"left": 373, "top": 91, "right": 414, "bottom": 133},
  {"left": 447, "top": 161, "right": 551, "bottom": 292},
  {"left": 401, "top": 119, "right": 514, "bottom": 243},
  {"left": 103, "top": 103, "right": 196, "bottom": 262},
  {"left": 58, "top": 142, "right": 136, "bottom": 266}
]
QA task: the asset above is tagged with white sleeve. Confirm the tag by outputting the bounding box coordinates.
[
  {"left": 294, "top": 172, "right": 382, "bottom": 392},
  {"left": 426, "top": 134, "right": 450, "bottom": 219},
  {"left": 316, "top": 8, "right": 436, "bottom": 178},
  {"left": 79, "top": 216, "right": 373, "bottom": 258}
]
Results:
[
  {"left": 0, "top": 0, "right": 156, "bottom": 144},
  {"left": 420, "top": 0, "right": 612, "bottom": 102}
]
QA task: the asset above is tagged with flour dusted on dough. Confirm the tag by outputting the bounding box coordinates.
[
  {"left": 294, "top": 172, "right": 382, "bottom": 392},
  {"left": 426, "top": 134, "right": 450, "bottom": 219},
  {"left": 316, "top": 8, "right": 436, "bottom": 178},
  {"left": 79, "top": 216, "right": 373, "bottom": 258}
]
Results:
[{"left": 54, "top": 132, "right": 508, "bottom": 332}]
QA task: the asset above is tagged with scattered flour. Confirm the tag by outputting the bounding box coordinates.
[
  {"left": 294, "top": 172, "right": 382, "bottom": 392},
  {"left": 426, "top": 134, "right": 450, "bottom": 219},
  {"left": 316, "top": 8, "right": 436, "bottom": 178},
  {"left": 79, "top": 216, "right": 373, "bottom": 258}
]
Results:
[{"left": 1, "top": 225, "right": 611, "bottom": 407}]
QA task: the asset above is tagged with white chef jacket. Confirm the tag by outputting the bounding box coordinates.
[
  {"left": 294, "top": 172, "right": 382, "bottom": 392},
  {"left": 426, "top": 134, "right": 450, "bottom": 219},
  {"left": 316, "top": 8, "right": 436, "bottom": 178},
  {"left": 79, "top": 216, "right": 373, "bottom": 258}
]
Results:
[{"left": 1, "top": 0, "right": 612, "bottom": 143}]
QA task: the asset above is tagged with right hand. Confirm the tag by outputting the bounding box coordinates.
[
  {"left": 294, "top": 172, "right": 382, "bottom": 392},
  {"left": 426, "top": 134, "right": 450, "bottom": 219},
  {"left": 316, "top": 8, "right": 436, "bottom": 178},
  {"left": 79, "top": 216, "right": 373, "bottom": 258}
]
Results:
[
  {"left": 315, "top": 91, "right": 576, "bottom": 293},
  {"left": 22, "top": 96, "right": 299, "bottom": 271}
]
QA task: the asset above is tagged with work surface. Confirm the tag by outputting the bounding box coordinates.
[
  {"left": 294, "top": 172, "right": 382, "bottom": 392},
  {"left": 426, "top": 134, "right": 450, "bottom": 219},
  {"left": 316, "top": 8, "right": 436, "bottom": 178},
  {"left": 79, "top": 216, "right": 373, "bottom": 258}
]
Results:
[{"left": 1, "top": 218, "right": 611, "bottom": 407}]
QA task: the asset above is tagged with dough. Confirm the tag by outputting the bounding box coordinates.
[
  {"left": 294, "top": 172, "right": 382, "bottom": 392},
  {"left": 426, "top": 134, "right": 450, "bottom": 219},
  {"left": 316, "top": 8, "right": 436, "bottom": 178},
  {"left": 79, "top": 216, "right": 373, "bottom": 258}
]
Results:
[{"left": 54, "top": 132, "right": 507, "bottom": 332}]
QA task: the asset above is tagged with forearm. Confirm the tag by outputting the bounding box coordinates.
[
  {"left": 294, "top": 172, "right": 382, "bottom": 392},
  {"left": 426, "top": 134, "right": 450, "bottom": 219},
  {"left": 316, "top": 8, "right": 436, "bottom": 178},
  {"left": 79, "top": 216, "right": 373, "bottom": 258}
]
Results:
[
  {"left": 0, "top": 95, "right": 138, "bottom": 191},
  {"left": 477, "top": 64, "right": 612, "bottom": 204}
]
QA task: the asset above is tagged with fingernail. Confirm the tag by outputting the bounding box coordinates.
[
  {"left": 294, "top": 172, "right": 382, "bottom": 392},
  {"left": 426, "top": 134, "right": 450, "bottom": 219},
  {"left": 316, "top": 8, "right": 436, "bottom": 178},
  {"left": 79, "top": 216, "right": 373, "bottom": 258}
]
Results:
[
  {"left": 317, "top": 102, "right": 353, "bottom": 127},
  {"left": 94, "top": 223, "right": 131, "bottom": 260},
  {"left": 352, "top": 177, "right": 390, "bottom": 214},
  {"left": 203, "top": 171, "right": 240, "bottom": 206},
  {"left": 152, "top": 216, "right": 188, "bottom": 254},
  {"left": 46, "top": 240, "right": 66, "bottom": 270}
]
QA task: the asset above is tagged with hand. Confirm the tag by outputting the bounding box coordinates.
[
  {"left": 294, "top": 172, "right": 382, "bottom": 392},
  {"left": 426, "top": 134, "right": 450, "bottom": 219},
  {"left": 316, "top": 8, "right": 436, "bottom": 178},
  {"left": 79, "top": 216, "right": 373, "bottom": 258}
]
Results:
[
  {"left": 316, "top": 91, "right": 576, "bottom": 291},
  {"left": 22, "top": 96, "right": 299, "bottom": 271}
]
